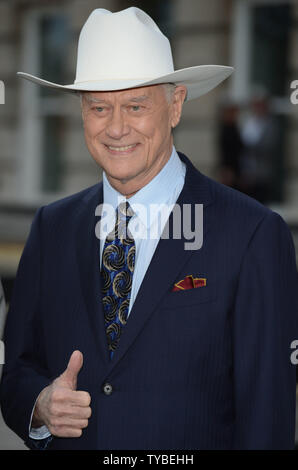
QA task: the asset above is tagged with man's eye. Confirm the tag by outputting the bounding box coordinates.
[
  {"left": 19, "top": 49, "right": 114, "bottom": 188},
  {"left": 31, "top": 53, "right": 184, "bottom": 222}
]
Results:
[
  {"left": 95, "top": 107, "right": 104, "bottom": 112},
  {"left": 131, "top": 105, "right": 141, "bottom": 111}
]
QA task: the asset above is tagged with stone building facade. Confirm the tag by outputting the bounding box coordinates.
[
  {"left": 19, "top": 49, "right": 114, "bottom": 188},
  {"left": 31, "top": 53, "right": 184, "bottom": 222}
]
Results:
[{"left": 0, "top": 0, "right": 297, "bottom": 282}]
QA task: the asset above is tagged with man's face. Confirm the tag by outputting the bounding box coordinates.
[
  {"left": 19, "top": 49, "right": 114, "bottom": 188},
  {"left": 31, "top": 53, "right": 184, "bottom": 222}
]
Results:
[{"left": 81, "top": 84, "right": 186, "bottom": 196}]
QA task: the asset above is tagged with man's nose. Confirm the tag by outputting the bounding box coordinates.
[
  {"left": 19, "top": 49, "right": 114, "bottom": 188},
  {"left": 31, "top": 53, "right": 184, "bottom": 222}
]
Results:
[{"left": 105, "top": 108, "right": 130, "bottom": 140}]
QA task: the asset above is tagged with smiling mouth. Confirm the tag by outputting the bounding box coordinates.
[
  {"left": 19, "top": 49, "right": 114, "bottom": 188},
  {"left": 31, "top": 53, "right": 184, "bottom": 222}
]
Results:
[{"left": 105, "top": 143, "right": 139, "bottom": 153}]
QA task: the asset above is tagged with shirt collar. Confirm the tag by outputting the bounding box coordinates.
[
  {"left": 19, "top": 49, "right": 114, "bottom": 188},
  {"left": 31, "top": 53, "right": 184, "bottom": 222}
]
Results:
[{"left": 102, "top": 146, "right": 185, "bottom": 229}]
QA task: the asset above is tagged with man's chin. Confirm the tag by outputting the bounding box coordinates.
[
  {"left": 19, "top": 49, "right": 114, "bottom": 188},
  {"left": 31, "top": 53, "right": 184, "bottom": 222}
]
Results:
[{"left": 106, "top": 171, "right": 142, "bottom": 189}]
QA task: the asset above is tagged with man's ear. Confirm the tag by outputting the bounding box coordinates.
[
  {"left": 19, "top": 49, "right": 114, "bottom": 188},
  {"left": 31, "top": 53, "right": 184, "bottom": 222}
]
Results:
[
  {"left": 80, "top": 92, "right": 88, "bottom": 123},
  {"left": 171, "top": 86, "right": 187, "bottom": 128}
]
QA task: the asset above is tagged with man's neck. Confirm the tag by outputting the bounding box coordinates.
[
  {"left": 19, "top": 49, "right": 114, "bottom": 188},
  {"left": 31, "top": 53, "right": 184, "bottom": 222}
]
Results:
[{"left": 106, "top": 146, "right": 173, "bottom": 198}]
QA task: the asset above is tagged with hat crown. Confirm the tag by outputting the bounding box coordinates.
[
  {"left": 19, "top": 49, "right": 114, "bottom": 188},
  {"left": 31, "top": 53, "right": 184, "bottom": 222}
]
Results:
[{"left": 75, "top": 7, "right": 174, "bottom": 84}]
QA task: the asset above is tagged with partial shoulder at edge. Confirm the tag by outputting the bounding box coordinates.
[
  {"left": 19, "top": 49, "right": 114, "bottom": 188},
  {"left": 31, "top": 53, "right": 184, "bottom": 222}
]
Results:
[
  {"left": 206, "top": 173, "right": 273, "bottom": 220},
  {"left": 41, "top": 181, "right": 102, "bottom": 215}
]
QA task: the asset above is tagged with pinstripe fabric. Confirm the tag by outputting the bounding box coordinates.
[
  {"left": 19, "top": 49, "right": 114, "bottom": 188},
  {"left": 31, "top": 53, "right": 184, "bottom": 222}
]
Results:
[{"left": 0, "top": 152, "right": 297, "bottom": 450}]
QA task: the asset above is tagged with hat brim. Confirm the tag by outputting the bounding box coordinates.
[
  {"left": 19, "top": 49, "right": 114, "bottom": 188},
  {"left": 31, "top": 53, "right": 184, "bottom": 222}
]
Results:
[{"left": 17, "top": 65, "right": 233, "bottom": 101}]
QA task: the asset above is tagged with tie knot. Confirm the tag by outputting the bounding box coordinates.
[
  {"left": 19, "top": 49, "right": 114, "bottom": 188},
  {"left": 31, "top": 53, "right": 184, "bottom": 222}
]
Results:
[
  {"left": 106, "top": 201, "right": 135, "bottom": 243},
  {"left": 117, "top": 201, "right": 134, "bottom": 218}
]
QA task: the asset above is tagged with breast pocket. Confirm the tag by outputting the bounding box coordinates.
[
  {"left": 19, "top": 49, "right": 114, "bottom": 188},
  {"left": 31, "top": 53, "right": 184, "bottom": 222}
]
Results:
[{"left": 160, "top": 283, "right": 217, "bottom": 309}]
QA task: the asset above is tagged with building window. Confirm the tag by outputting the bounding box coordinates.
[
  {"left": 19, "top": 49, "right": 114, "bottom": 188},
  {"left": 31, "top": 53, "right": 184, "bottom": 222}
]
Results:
[
  {"left": 250, "top": 4, "right": 291, "bottom": 96},
  {"left": 39, "top": 15, "right": 69, "bottom": 192},
  {"left": 19, "top": 7, "right": 71, "bottom": 200}
]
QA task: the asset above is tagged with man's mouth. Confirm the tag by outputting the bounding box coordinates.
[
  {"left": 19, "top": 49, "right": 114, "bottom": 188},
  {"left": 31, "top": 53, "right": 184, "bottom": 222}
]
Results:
[{"left": 105, "top": 143, "right": 139, "bottom": 153}]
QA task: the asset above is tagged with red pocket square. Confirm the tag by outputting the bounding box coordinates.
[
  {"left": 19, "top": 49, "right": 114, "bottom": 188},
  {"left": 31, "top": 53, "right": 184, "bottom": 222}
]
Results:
[{"left": 172, "top": 275, "right": 207, "bottom": 292}]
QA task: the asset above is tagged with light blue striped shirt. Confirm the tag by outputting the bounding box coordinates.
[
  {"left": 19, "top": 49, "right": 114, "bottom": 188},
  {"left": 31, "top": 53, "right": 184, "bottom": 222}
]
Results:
[{"left": 100, "top": 145, "right": 186, "bottom": 316}]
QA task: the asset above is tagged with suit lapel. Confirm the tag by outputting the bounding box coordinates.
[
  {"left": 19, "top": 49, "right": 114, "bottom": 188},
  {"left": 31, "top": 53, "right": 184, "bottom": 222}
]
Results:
[
  {"left": 104, "top": 153, "right": 215, "bottom": 374},
  {"left": 75, "top": 182, "right": 110, "bottom": 365}
]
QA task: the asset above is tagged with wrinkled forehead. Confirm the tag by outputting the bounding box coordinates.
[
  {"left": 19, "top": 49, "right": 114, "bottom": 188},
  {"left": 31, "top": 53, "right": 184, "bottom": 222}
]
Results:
[{"left": 81, "top": 84, "right": 165, "bottom": 105}]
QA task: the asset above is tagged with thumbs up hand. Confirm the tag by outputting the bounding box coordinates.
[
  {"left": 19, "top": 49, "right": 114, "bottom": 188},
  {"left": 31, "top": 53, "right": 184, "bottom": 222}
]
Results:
[
  {"left": 58, "top": 349, "right": 84, "bottom": 390},
  {"left": 32, "top": 351, "right": 91, "bottom": 438}
]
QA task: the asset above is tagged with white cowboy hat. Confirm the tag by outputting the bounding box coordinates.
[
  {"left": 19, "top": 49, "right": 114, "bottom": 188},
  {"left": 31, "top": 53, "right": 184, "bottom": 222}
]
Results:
[{"left": 17, "top": 7, "right": 234, "bottom": 101}]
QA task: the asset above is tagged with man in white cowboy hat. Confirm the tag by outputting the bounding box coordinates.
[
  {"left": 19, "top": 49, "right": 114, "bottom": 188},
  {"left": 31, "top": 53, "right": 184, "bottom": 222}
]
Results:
[{"left": 0, "top": 7, "right": 297, "bottom": 451}]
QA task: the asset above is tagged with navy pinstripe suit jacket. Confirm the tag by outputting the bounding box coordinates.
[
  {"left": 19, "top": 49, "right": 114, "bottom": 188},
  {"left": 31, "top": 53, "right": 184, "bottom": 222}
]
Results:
[{"left": 1, "top": 152, "right": 298, "bottom": 449}]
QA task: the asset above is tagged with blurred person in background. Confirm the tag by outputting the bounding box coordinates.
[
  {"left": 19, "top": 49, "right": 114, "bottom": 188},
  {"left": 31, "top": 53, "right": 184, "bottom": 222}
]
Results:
[
  {"left": 217, "top": 99, "right": 243, "bottom": 191},
  {"left": 239, "top": 89, "right": 279, "bottom": 204},
  {"left": 0, "top": 7, "right": 297, "bottom": 451}
]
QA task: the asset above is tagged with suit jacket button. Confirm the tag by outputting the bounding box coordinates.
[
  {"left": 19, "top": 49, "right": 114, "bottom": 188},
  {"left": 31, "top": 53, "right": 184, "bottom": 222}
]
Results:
[{"left": 103, "top": 383, "right": 113, "bottom": 395}]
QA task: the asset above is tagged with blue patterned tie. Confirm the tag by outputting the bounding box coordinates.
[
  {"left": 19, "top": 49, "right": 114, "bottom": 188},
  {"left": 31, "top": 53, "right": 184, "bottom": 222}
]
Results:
[{"left": 101, "top": 201, "right": 135, "bottom": 359}]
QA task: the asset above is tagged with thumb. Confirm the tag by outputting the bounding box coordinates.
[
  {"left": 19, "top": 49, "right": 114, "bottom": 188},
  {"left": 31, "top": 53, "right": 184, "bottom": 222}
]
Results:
[{"left": 59, "top": 350, "right": 83, "bottom": 390}]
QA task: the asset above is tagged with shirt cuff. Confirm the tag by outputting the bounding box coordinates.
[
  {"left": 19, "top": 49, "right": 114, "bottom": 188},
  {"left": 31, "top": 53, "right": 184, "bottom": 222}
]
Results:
[
  {"left": 28, "top": 393, "right": 52, "bottom": 440},
  {"left": 29, "top": 424, "right": 51, "bottom": 440}
]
